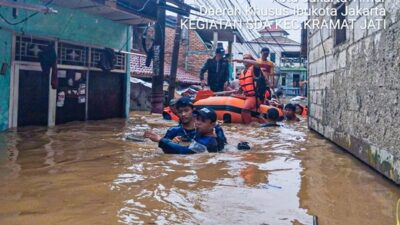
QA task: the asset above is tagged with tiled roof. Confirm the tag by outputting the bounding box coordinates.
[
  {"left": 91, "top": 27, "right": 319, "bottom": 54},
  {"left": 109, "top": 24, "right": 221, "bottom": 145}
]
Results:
[
  {"left": 130, "top": 52, "right": 153, "bottom": 77},
  {"left": 130, "top": 52, "right": 201, "bottom": 85}
]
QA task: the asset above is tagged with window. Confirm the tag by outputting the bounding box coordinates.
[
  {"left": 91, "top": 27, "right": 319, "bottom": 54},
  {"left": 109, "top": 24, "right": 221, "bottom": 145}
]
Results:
[
  {"left": 58, "top": 42, "right": 89, "bottom": 67},
  {"left": 281, "top": 77, "right": 286, "bottom": 86},
  {"left": 15, "top": 36, "right": 54, "bottom": 62},
  {"left": 293, "top": 74, "right": 300, "bottom": 87},
  {"left": 281, "top": 73, "right": 287, "bottom": 86},
  {"left": 335, "top": 2, "right": 347, "bottom": 45},
  {"left": 270, "top": 53, "right": 276, "bottom": 62}
]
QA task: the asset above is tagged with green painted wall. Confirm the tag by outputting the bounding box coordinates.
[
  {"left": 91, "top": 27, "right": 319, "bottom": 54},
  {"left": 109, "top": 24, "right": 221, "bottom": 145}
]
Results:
[
  {"left": 0, "top": 30, "right": 12, "bottom": 131},
  {"left": 0, "top": 0, "right": 130, "bottom": 49},
  {"left": 0, "top": 0, "right": 132, "bottom": 130}
]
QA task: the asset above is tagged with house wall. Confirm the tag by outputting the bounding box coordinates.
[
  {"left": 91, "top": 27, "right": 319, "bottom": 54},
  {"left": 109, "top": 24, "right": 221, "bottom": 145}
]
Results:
[
  {"left": 164, "top": 27, "right": 211, "bottom": 78},
  {"left": 281, "top": 70, "right": 307, "bottom": 88},
  {"left": 0, "top": 31, "right": 12, "bottom": 131},
  {"left": 308, "top": 0, "right": 400, "bottom": 183},
  {"left": 130, "top": 83, "right": 152, "bottom": 111},
  {"left": 0, "top": 0, "right": 132, "bottom": 131},
  {"left": 164, "top": 27, "right": 187, "bottom": 70},
  {"left": 0, "top": 0, "right": 130, "bottom": 49},
  {"left": 186, "top": 30, "right": 213, "bottom": 76}
]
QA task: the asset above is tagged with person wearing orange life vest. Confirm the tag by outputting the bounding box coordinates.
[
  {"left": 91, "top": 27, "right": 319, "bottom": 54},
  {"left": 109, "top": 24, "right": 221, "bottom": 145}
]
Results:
[
  {"left": 233, "top": 54, "right": 259, "bottom": 124},
  {"left": 235, "top": 48, "right": 275, "bottom": 104},
  {"left": 162, "top": 99, "right": 179, "bottom": 122},
  {"left": 295, "top": 104, "right": 308, "bottom": 117}
]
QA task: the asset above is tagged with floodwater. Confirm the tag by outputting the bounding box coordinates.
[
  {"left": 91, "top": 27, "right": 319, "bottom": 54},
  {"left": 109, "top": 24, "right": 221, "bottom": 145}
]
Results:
[{"left": 0, "top": 112, "right": 399, "bottom": 225}]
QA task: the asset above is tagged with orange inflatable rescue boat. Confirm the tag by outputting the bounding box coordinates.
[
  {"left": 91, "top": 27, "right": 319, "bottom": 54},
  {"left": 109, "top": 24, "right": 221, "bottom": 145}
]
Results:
[{"left": 194, "top": 96, "right": 283, "bottom": 123}]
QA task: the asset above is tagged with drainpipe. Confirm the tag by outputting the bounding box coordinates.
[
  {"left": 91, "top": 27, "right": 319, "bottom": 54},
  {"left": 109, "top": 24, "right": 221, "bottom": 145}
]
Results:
[{"left": 213, "top": 31, "right": 218, "bottom": 52}]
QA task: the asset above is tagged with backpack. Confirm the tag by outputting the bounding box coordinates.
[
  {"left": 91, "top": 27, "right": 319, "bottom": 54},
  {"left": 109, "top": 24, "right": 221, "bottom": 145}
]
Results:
[{"left": 253, "top": 67, "right": 267, "bottom": 102}]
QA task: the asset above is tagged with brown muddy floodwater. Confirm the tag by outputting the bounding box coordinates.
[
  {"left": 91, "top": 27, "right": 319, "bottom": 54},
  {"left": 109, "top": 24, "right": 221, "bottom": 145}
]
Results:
[{"left": 0, "top": 112, "right": 399, "bottom": 225}]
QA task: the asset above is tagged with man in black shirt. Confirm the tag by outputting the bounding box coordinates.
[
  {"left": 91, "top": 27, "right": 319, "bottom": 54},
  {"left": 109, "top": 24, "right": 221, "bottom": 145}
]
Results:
[{"left": 200, "top": 48, "right": 230, "bottom": 92}]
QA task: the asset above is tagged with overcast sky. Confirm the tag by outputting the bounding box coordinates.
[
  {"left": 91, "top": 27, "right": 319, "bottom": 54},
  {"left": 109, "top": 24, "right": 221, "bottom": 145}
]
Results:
[{"left": 181, "top": 0, "right": 308, "bottom": 43}]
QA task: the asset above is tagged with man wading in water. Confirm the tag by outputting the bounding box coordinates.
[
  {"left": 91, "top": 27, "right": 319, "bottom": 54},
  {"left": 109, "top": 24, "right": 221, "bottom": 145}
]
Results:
[
  {"left": 144, "top": 97, "right": 227, "bottom": 154},
  {"left": 162, "top": 97, "right": 196, "bottom": 144},
  {"left": 232, "top": 54, "right": 267, "bottom": 124},
  {"left": 234, "top": 48, "right": 274, "bottom": 103},
  {"left": 200, "top": 47, "right": 230, "bottom": 92}
]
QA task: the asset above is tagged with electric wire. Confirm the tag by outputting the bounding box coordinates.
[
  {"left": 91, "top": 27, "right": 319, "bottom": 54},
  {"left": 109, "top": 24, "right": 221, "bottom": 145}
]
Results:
[
  {"left": 245, "top": 0, "right": 287, "bottom": 52},
  {"left": 215, "top": 0, "right": 259, "bottom": 55},
  {"left": 0, "top": 0, "right": 54, "bottom": 26},
  {"left": 199, "top": 0, "right": 259, "bottom": 56},
  {"left": 230, "top": 0, "right": 283, "bottom": 54}
]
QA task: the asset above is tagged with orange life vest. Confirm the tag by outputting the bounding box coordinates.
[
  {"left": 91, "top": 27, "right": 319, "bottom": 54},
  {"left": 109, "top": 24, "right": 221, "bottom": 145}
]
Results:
[
  {"left": 239, "top": 66, "right": 256, "bottom": 96},
  {"left": 301, "top": 105, "right": 308, "bottom": 117},
  {"left": 163, "top": 107, "right": 179, "bottom": 122}
]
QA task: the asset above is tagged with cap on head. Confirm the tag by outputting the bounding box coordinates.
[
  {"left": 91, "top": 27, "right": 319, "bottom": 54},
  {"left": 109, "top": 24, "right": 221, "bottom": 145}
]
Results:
[
  {"left": 175, "top": 96, "right": 193, "bottom": 109},
  {"left": 215, "top": 47, "right": 225, "bottom": 55},
  {"left": 193, "top": 107, "right": 217, "bottom": 123}
]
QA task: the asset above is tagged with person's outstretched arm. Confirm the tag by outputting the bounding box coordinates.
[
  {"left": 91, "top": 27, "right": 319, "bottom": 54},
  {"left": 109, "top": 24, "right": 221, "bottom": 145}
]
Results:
[
  {"left": 232, "top": 59, "right": 259, "bottom": 66},
  {"left": 158, "top": 138, "right": 196, "bottom": 154}
]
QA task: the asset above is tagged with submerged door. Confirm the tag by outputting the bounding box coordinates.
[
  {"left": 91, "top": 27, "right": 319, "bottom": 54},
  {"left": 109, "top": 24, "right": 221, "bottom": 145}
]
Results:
[
  {"left": 88, "top": 71, "right": 124, "bottom": 120},
  {"left": 18, "top": 70, "right": 49, "bottom": 127},
  {"left": 55, "top": 70, "right": 87, "bottom": 125}
]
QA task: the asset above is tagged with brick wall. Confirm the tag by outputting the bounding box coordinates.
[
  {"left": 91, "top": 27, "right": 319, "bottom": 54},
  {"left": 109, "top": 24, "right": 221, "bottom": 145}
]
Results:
[
  {"left": 164, "top": 27, "right": 212, "bottom": 79},
  {"left": 164, "top": 27, "right": 186, "bottom": 69},
  {"left": 308, "top": 0, "right": 400, "bottom": 183}
]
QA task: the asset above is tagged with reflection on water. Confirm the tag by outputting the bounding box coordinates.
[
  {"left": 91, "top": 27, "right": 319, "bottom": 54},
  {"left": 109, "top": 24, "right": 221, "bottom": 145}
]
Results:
[{"left": 0, "top": 113, "right": 399, "bottom": 225}]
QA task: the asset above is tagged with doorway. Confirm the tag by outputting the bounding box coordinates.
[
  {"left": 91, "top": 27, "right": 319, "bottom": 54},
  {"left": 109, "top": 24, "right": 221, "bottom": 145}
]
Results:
[
  {"left": 88, "top": 71, "right": 124, "bottom": 120},
  {"left": 55, "top": 69, "right": 87, "bottom": 124},
  {"left": 17, "top": 69, "right": 49, "bottom": 127},
  {"left": 293, "top": 74, "right": 300, "bottom": 87}
]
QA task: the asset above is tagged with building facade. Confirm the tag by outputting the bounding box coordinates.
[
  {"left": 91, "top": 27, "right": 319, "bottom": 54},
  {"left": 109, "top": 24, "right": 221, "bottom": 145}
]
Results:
[
  {"left": 132, "top": 16, "right": 214, "bottom": 78},
  {"left": 0, "top": 0, "right": 153, "bottom": 131},
  {"left": 308, "top": 0, "right": 400, "bottom": 183},
  {"left": 279, "top": 67, "right": 308, "bottom": 96},
  {"left": 247, "top": 24, "right": 302, "bottom": 67}
]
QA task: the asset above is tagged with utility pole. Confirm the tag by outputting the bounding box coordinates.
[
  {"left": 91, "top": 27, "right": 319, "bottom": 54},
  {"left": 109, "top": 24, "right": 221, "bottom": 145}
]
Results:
[
  {"left": 168, "top": 0, "right": 184, "bottom": 104},
  {"left": 151, "top": 0, "right": 166, "bottom": 113}
]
